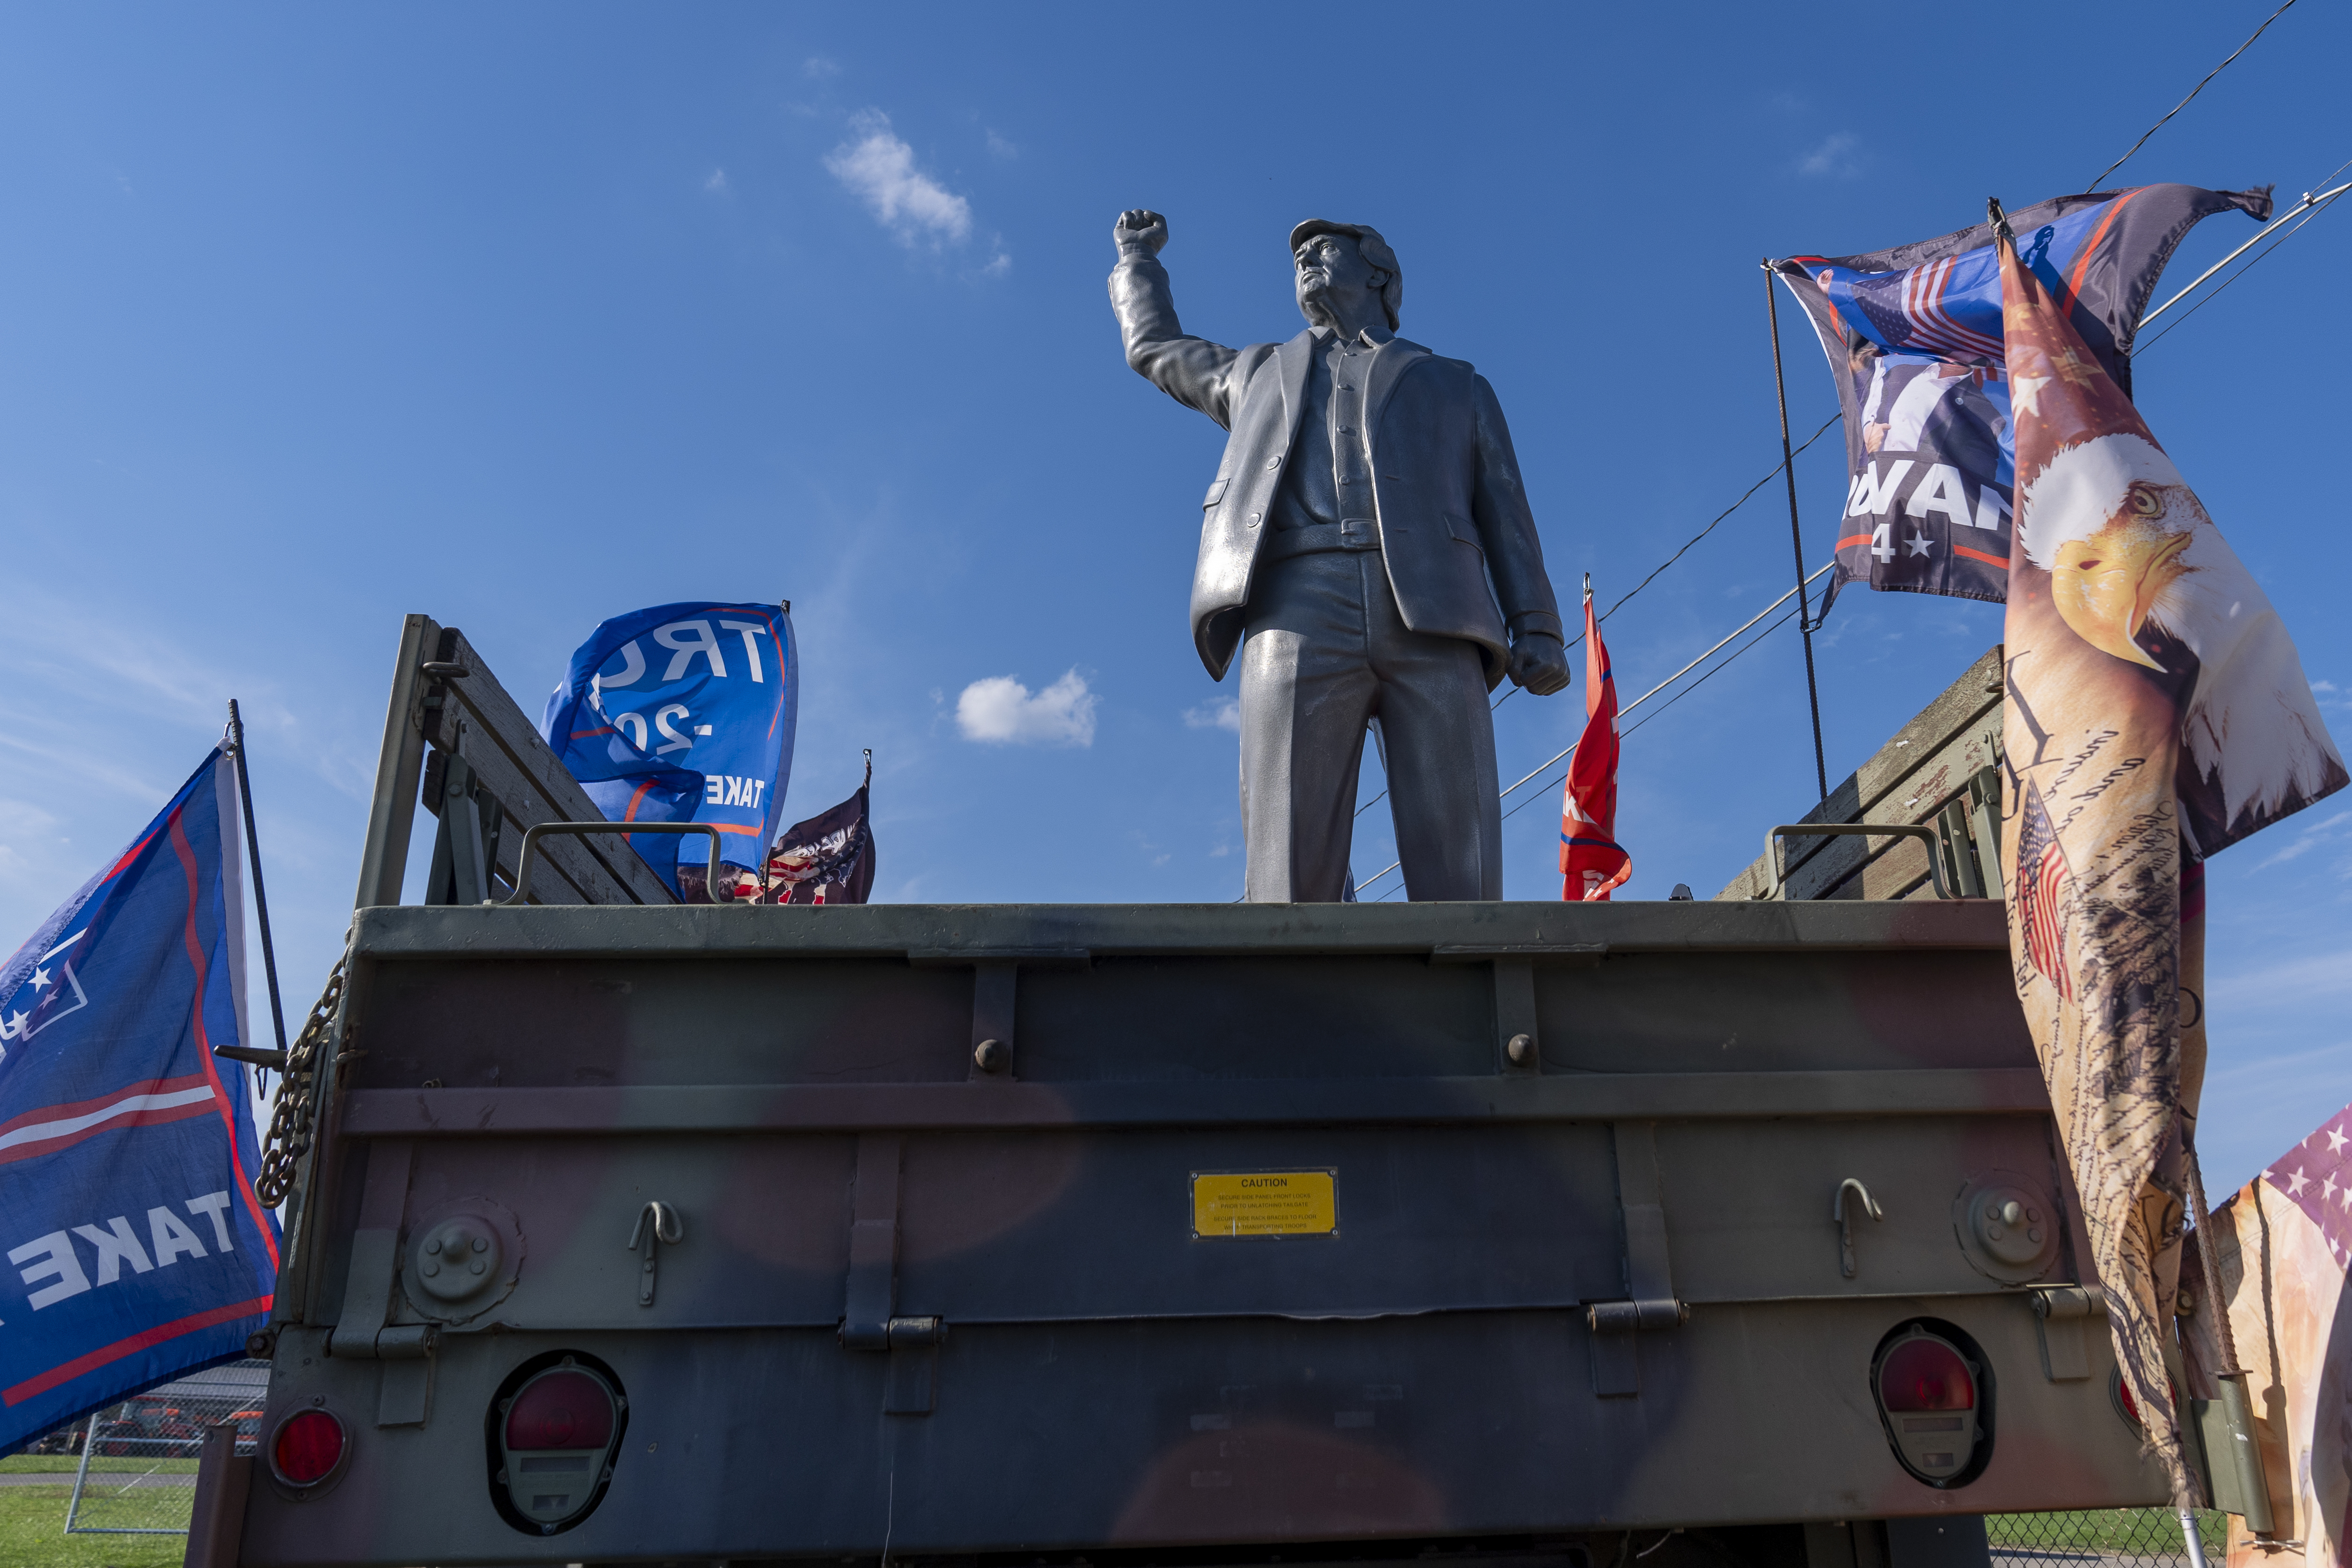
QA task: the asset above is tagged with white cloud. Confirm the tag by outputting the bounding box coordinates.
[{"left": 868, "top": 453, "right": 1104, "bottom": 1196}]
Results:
[
  {"left": 986, "top": 129, "right": 1018, "bottom": 161},
  {"left": 2252, "top": 809, "right": 2352, "bottom": 871},
  {"left": 979, "top": 251, "right": 1011, "bottom": 279},
  {"left": 804, "top": 56, "right": 841, "bottom": 79},
  {"left": 825, "top": 110, "right": 973, "bottom": 247},
  {"left": 1798, "top": 132, "right": 1861, "bottom": 178},
  {"left": 703, "top": 168, "right": 729, "bottom": 195},
  {"left": 957, "top": 671, "right": 1096, "bottom": 747},
  {"left": 1184, "top": 699, "right": 1241, "bottom": 733}
]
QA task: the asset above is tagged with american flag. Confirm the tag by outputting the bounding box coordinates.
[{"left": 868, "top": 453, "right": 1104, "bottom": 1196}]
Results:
[
  {"left": 2260, "top": 1103, "right": 2352, "bottom": 1266},
  {"left": 2012, "top": 782, "right": 2074, "bottom": 1000},
  {"left": 1842, "top": 256, "right": 2005, "bottom": 365}
]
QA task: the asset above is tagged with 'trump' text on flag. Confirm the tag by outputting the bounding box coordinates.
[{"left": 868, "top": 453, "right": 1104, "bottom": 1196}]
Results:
[{"left": 542, "top": 602, "right": 800, "bottom": 897}]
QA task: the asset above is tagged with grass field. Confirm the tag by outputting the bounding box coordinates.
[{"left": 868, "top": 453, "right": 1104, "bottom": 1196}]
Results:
[
  {"left": 0, "top": 1486, "right": 185, "bottom": 1568},
  {"left": 1986, "top": 1508, "right": 2226, "bottom": 1560},
  {"left": 0, "top": 1457, "right": 199, "bottom": 1475}
]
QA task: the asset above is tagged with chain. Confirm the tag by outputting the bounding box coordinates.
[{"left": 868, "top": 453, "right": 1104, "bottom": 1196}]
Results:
[{"left": 254, "top": 958, "right": 345, "bottom": 1210}]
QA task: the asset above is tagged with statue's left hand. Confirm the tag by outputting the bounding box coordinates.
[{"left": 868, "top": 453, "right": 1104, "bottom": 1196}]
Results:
[{"left": 1507, "top": 632, "right": 1572, "bottom": 696}]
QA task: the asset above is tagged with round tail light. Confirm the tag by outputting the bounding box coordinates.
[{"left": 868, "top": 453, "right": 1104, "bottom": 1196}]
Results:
[
  {"left": 1872, "top": 1324, "right": 1986, "bottom": 1485},
  {"left": 495, "top": 1357, "right": 624, "bottom": 1534},
  {"left": 269, "top": 1408, "right": 347, "bottom": 1488}
]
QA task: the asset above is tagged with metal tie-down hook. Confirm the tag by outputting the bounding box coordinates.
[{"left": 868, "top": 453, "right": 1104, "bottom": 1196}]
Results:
[
  {"left": 627, "top": 1201, "right": 685, "bottom": 1307},
  {"left": 1833, "top": 1178, "right": 1883, "bottom": 1279}
]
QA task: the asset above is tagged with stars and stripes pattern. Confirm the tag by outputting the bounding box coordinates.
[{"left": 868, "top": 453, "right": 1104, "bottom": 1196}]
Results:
[
  {"left": 2013, "top": 782, "right": 2074, "bottom": 1001},
  {"left": 1834, "top": 257, "right": 2004, "bottom": 369},
  {"left": 2263, "top": 1105, "right": 2352, "bottom": 1266}
]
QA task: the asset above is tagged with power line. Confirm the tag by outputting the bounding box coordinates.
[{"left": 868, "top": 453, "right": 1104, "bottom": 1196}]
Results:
[
  {"left": 2135, "top": 176, "right": 2349, "bottom": 353},
  {"left": 2085, "top": 0, "right": 2300, "bottom": 191},
  {"left": 1596, "top": 413, "right": 1841, "bottom": 627},
  {"left": 1352, "top": 563, "right": 1833, "bottom": 897},
  {"left": 1357, "top": 414, "right": 1838, "bottom": 824},
  {"left": 1372, "top": 604, "right": 1809, "bottom": 902},
  {"left": 1500, "top": 605, "right": 1804, "bottom": 834}
]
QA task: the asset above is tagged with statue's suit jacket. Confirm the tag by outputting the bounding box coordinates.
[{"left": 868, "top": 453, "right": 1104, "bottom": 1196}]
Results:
[{"left": 1110, "top": 252, "right": 1563, "bottom": 687}]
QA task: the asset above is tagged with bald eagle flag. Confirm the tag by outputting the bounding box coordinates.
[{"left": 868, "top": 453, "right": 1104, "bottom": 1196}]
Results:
[{"left": 1992, "top": 199, "right": 2345, "bottom": 1512}]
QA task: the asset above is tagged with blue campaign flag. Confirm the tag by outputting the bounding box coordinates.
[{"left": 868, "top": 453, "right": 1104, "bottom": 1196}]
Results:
[
  {"left": 1771, "top": 184, "right": 2268, "bottom": 611},
  {"left": 0, "top": 750, "right": 278, "bottom": 1452},
  {"left": 541, "top": 602, "right": 799, "bottom": 892}
]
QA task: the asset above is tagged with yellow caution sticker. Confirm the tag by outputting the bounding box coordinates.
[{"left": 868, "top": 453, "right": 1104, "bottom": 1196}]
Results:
[{"left": 1191, "top": 1170, "right": 1337, "bottom": 1238}]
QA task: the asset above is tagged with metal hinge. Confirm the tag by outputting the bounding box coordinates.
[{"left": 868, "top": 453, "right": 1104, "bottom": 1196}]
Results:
[
  {"left": 1588, "top": 1121, "right": 1688, "bottom": 1397},
  {"left": 838, "top": 1133, "right": 945, "bottom": 1415}
]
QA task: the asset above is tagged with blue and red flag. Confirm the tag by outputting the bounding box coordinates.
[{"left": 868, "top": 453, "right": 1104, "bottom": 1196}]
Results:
[
  {"left": 541, "top": 602, "right": 799, "bottom": 896},
  {"left": 0, "top": 750, "right": 278, "bottom": 1452},
  {"left": 1771, "top": 184, "right": 2269, "bottom": 611},
  {"left": 1561, "top": 582, "right": 1631, "bottom": 902}
]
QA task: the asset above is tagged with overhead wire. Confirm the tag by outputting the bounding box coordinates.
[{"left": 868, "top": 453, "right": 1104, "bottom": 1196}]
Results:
[
  {"left": 2135, "top": 174, "right": 2350, "bottom": 353},
  {"left": 1354, "top": 413, "right": 1839, "bottom": 824},
  {"left": 1368, "top": 603, "right": 1813, "bottom": 900},
  {"left": 1359, "top": 16, "right": 2333, "bottom": 903},
  {"left": 2083, "top": 0, "right": 2300, "bottom": 191},
  {"left": 1352, "top": 564, "right": 1833, "bottom": 897}
]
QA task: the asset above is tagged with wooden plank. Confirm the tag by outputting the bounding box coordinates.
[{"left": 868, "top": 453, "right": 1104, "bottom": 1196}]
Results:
[
  {"left": 1720, "top": 645, "right": 2003, "bottom": 901},
  {"left": 1788, "top": 712, "right": 2002, "bottom": 902},
  {"left": 352, "top": 616, "right": 438, "bottom": 910},
  {"left": 421, "top": 627, "right": 676, "bottom": 907}
]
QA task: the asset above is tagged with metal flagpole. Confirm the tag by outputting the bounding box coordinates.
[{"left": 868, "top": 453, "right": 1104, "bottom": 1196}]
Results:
[
  {"left": 225, "top": 700, "right": 290, "bottom": 1084},
  {"left": 1763, "top": 260, "right": 1831, "bottom": 806}
]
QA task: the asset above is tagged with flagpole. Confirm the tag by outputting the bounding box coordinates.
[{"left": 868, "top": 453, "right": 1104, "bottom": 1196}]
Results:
[
  {"left": 1763, "top": 259, "right": 1832, "bottom": 807},
  {"left": 225, "top": 700, "right": 290, "bottom": 1079}
]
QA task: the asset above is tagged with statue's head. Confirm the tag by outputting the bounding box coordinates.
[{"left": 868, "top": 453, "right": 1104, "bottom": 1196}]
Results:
[{"left": 1290, "top": 220, "right": 1401, "bottom": 332}]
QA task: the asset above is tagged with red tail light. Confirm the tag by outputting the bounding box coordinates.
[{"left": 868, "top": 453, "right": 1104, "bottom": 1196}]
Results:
[
  {"left": 269, "top": 1408, "right": 347, "bottom": 1488},
  {"left": 494, "top": 1357, "right": 625, "bottom": 1533},
  {"left": 505, "top": 1369, "right": 616, "bottom": 1451},
  {"left": 1878, "top": 1335, "right": 1977, "bottom": 1412},
  {"left": 1872, "top": 1324, "right": 1987, "bottom": 1486}
]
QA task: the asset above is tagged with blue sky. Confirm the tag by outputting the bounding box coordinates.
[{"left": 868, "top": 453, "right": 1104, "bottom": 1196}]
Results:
[{"left": 0, "top": 3, "right": 2345, "bottom": 1188}]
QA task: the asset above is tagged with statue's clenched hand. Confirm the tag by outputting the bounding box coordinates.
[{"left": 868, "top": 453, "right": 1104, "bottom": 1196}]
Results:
[
  {"left": 1508, "top": 632, "right": 1572, "bottom": 697},
  {"left": 1114, "top": 209, "right": 1168, "bottom": 257}
]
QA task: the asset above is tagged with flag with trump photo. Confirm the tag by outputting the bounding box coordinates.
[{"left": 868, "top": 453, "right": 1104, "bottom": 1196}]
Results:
[
  {"left": 542, "top": 602, "right": 799, "bottom": 898},
  {"left": 0, "top": 750, "right": 278, "bottom": 1453},
  {"left": 1772, "top": 184, "right": 2269, "bottom": 612},
  {"left": 1992, "top": 198, "right": 2345, "bottom": 1507},
  {"left": 2209, "top": 1102, "right": 2352, "bottom": 1568},
  {"left": 1561, "top": 581, "right": 1630, "bottom": 902}
]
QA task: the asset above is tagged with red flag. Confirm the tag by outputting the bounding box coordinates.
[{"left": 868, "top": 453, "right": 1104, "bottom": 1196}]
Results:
[{"left": 1560, "top": 580, "right": 1630, "bottom": 901}]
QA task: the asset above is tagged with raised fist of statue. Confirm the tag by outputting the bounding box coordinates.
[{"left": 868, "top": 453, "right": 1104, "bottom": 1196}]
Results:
[{"left": 1114, "top": 209, "right": 1168, "bottom": 257}]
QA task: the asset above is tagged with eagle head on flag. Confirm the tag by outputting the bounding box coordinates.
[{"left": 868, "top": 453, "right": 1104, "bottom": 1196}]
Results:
[
  {"left": 1992, "top": 196, "right": 2346, "bottom": 1507},
  {"left": 1561, "top": 580, "right": 1631, "bottom": 902}
]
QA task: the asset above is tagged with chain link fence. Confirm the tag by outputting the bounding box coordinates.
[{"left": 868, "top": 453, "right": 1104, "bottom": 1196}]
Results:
[
  {"left": 38, "top": 1359, "right": 270, "bottom": 1536},
  {"left": 1988, "top": 1509, "right": 2228, "bottom": 1568}
]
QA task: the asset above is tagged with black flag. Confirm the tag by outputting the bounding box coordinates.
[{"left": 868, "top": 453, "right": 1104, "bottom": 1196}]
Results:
[{"left": 764, "top": 752, "right": 876, "bottom": 905}]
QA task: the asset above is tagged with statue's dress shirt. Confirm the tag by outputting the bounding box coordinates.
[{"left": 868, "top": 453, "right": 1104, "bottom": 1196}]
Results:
[{"left": 1271, "top": 325, "right": 1388, "bottom": 537}]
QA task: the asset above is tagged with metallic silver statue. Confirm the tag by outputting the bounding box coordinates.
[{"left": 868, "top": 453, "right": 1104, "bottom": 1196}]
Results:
[{"left": 1109, "top": 211, "right": 1570, "bottom": 902}]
